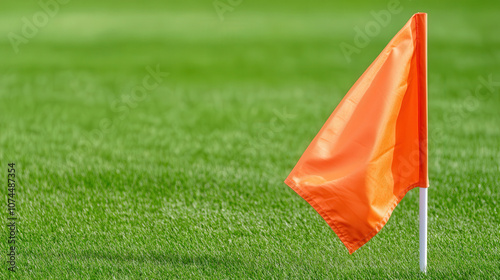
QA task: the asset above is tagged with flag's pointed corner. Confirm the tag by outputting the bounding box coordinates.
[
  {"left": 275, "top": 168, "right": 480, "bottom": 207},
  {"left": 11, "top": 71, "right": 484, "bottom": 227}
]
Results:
[{"left": 412, "top": 12, "right": 427, "bottom": 20}]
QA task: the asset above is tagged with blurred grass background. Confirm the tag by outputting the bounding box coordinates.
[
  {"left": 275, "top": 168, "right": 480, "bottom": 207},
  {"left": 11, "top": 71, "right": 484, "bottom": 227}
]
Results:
[{"left": 0, "top": 0, "right": 499, "bottom": 278}]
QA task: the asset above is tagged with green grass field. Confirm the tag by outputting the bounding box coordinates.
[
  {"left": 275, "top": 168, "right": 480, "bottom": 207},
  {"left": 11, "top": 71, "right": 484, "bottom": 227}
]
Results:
[{"left": 1, "top": 0, "right": 499, "bottom": 278}]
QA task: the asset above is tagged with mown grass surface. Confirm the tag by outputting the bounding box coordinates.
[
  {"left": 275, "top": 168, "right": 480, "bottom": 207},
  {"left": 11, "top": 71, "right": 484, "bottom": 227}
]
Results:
[{"left": 0, "top": 0, "right": 499, "bottom": 279}]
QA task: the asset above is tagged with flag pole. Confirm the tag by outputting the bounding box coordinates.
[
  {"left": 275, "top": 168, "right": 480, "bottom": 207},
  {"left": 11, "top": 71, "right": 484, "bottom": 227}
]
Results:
[
  {"left": 419, "top": 13, "right": 428, "bottom": 274},
  {"left": 419, "top": 187, "right": 427, "bottom": 272}
]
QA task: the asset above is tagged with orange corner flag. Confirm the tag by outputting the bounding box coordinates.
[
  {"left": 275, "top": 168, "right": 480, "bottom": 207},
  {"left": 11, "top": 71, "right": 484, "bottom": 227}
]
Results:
[{"left": 285, "top": 13, "right": 428, "bottom": 254}]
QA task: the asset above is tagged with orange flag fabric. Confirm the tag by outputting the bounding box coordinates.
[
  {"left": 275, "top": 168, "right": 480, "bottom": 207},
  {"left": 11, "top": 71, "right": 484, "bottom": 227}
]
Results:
[{"left": 285, "top": 13, "right": 428, "bottom": 254}]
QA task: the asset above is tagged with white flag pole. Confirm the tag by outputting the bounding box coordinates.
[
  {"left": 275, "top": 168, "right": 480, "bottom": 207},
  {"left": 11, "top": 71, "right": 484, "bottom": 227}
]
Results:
[{"left": 419, "top": 187, "right": 427, "bottom": 272}]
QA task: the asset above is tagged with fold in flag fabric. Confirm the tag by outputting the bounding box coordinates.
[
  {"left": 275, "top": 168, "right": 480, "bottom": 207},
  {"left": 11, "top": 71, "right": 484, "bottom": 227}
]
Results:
[{"left": 285, "top": 13, "right": 428, "bottom": 254}]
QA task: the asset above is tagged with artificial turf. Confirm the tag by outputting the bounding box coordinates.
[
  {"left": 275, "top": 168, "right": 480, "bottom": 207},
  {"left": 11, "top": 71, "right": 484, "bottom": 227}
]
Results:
[{"left": 0, "top": 0, "right": 499, "bottom": 278}]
